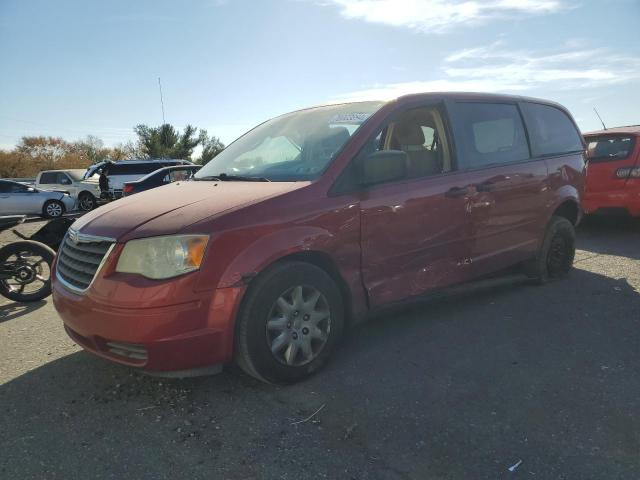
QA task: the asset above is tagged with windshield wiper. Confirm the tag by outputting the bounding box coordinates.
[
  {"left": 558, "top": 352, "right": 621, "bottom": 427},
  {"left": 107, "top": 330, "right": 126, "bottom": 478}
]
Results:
[
  {"left": 194, "top": 173, "right": 271, "bottom": 182},
  {"left": 193, "top": 175, "right": 221, "bottom": 181},
  {"left": 217, "top": 173, "right": 271, "bottom": 182}
]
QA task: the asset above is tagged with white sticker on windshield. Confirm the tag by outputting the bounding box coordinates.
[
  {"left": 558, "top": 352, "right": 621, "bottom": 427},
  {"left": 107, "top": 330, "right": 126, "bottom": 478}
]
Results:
[{"left": 330, "top": 113, "right": 372, "bottom": 124}]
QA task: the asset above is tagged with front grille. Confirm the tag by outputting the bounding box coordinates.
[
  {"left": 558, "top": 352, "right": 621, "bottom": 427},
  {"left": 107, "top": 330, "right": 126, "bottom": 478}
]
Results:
[{"left": 56, "top": 231, "right": 114, "bottom": 291}]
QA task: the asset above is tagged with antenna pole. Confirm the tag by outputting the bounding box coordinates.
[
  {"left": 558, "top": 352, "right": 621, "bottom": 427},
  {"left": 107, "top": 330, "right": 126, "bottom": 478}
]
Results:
[
  {"left": 158, "top": 77, "right": 166, "bottom": 125},
  {"left": 593, "top": 108, "right": 607, "bottom": 130}
]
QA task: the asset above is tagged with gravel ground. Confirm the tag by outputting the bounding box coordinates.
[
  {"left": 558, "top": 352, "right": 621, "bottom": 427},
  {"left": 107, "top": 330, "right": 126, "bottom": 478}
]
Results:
[{"left": 1, "top": 216, "right": 639, "bottom": 479}]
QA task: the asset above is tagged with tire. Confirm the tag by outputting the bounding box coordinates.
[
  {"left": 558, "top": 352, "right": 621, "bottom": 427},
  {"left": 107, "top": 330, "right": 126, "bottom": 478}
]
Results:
[
  {"left": 78, "top": 192, "right": 97, "bottom": 211},
  {"left": 234, "top": 261, "right": 345, "bottom": 384},
  {"left": 42, "top": 200, "right": 65, "bottom": 219},
  {"left": 0, "top": 240, "right": 55, "bottom": 302},
  {"left": 525, "top": 216, "right": 576, "bottom": 284}
]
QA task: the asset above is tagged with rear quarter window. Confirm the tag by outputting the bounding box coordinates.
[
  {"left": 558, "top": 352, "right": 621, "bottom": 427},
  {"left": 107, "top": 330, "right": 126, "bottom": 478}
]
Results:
[
  {"left": 586, "top": 136, "right": 636, "bottom": 163},
  {"left": 521, "top": 103, "right": 584, "bottom": 157}
]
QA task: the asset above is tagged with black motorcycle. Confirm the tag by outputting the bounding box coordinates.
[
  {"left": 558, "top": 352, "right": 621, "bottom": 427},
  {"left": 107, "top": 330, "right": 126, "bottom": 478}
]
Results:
[{"left": 0, "top": 216, "right": 72, "bottom": 302}]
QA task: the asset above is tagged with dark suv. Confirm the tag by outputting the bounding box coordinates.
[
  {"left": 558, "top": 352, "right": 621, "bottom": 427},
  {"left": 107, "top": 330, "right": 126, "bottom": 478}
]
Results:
[{"left": 53, "top": 92, "right": 585, "bottom": 383}]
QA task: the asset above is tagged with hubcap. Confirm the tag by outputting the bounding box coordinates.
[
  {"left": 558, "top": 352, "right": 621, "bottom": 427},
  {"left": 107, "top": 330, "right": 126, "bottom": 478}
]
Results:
[
  {"left": 79, "top": 196, "right": 93, "bottom": 210},
  {"left": 265, "top": 285, "right": 331, "bottom": 367},
  {"left": 46, "top": 203, "right": 62, "bottom": 217}
]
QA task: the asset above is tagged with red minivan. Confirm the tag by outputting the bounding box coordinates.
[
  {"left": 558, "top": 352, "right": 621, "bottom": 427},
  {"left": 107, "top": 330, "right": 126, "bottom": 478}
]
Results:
[
  {"left": 52, "top": 93, "right": 585, "bottom": 383},
  {"left": 583, "top": 126, "right": 640, "bottom": 217}
]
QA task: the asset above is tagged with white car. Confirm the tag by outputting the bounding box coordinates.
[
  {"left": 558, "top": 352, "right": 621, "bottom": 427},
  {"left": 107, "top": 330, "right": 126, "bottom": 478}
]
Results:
[
  {"left": 35, "top": 169, "right": 101, "bottom": 211},
  {"left": 0, "top": 179, "right": 76, "bottom": 218}
]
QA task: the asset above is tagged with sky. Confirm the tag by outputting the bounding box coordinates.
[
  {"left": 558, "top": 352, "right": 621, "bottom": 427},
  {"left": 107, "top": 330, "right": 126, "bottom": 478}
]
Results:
[{"left": 0, "top": 0, "right": 639, "bottom": 151}]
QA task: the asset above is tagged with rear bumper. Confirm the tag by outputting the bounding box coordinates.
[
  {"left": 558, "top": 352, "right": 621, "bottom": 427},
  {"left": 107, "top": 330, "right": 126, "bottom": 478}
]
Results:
[
  {"left": 583, "top": 187, "right": 640, "bottom": 217},
  {"left": 52, "top": 279, "right": 245, "bottom": 373}
]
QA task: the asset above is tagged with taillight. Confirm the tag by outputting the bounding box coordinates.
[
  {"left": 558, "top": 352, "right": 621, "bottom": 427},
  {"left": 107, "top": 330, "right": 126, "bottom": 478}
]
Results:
[{"left": 123, "top": 184, "right": 134, "bottom": 194}]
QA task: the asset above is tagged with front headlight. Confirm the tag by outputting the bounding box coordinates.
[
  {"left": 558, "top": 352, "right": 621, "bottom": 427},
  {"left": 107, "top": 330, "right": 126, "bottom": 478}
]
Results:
[{"left": 116, "top": 235, "right": 209, "bottom": 280}]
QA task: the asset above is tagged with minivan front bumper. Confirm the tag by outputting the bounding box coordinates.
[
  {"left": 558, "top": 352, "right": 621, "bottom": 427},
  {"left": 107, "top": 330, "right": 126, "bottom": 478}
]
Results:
[{"left": 52, "top": 279, "right": 245, "bottom": 374}]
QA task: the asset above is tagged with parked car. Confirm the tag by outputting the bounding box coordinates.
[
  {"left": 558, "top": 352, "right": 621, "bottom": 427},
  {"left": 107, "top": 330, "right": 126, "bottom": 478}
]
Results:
[
  {"left": 122, "top": 165, "right": 201, "bottom": 196},
  {"left": 583, "top": 126, "right": 640, "bottom": 217},
  {"left": 35, "top": 169, "right": 101, "bottom": 211},
  {"left": 52, "top": 92, "right": 585, "bottom": 384},
  {"left": 84, "top": 159, "right": 194, "bottom": 199},
  {"left": 0, "top": 179, "right": 76, "bottom": 218}
]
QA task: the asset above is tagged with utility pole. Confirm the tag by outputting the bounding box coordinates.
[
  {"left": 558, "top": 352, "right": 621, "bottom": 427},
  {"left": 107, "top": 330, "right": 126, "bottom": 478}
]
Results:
[{"left": 158, "top": 77, "right": 166, "bottom": 125}]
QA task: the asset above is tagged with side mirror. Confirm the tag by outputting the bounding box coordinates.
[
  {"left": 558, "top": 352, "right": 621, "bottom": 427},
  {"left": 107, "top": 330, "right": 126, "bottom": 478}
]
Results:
[{"left": 359, "top": 150, "right": 408, "bottom": 186}]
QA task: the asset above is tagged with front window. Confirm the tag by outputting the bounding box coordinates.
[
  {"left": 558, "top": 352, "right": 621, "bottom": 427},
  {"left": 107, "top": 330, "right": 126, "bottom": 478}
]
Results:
[{"left": 195, "top": 102, "right": 384, "bottom": 181}]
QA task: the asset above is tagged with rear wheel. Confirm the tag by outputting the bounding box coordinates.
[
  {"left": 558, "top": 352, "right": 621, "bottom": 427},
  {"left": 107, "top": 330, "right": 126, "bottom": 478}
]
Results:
[
  {"left": 78, "top": 192, "right": 97, "bottom": 211},
  {"left": 234, "top": 261, "right": 344, "bottom": 384},
  {"left": 525, "top": 216, "right": 576, "bottom": 283},
  {"left": 42, "top": 200, "right": 65, "bottom": 219}
]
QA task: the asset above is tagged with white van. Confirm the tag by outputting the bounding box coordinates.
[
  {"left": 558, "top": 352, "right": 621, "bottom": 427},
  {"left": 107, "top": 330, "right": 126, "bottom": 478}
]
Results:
[{"left": 84, "top": 159, "right": 194, "bottom": 198}]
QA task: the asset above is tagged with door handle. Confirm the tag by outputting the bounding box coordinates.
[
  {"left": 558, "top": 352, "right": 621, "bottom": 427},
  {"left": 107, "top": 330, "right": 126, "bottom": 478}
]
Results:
[{"left": 445, "top": 186, "right": 469, "bottom": 198}]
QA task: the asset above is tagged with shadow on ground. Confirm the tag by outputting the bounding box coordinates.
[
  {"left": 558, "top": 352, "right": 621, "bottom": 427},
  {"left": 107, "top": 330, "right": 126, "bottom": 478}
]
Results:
[
  {"left": 1, "top": 267, "right": 639, "bottom": 479},
  {"left": 577, "top": 215, "right": 640, "bottom": 260},
  {"left": 0, "top": 299, "right": 47, "bottom": 323}
]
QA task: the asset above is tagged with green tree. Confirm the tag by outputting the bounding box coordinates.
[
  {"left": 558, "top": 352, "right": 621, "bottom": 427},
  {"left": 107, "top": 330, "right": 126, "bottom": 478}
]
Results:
[
  {"left": 133, "top": 123, "right": 202, "bottom": 160},
  {"left": 197, "top": 130, "right": 225, "bottom": 165}
]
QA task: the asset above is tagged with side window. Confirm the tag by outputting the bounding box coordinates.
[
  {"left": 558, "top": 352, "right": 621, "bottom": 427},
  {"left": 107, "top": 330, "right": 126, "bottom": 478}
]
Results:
[
  {"left": 57, "top": 173, "right": 72, "bottom": 185},
  {"left": 39, "top": 172, "right": 57, "bottom": 184},
  {"left": 521, "top": 103, "right": 583, "bottom": 157},
  {"left": 451, "top": 102, "right": 529, "bottom": 169},
  {"left": 7, "top": 182, "right": 28, "bottom": 193},
  {"left": 169, "top": 169, "right": 190, "bottom": 182},
  {"left": 0, "top": 181, "right": 9, "bottom": 193}
]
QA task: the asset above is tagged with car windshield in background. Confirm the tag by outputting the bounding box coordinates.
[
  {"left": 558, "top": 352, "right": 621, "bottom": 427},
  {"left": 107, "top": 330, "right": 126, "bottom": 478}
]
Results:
[
  {"left": 195, "top": 102, "right": 384, "bottom": 181},
  {"left": 586, "top": 136, "right": 635, "bottom": 162}
]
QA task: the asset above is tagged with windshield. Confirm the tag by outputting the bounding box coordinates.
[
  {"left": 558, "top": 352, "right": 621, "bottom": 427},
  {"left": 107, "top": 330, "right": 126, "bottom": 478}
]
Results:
[
  {"left": 195, "top": 102, "right": 384, "bottom": 181},
  {"left": 586, "top": 135, "right": 636, "bottom": 162}
]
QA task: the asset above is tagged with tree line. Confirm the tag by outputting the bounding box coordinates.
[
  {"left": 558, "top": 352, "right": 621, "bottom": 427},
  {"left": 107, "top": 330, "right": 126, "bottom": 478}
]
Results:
[{"left": 0, "top": 124, "right": 225, "bottom": 178}]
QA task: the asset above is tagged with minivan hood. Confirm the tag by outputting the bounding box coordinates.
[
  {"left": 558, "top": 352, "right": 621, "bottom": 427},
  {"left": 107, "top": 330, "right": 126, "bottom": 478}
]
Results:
[{"left": 72, "top": 181, "right": 308, "bottom": 241}]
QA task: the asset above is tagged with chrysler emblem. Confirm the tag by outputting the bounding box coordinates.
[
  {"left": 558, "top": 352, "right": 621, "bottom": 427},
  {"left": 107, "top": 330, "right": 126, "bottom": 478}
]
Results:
[{"left": 68, "top": 229, "right": 79, "bottom": 244}]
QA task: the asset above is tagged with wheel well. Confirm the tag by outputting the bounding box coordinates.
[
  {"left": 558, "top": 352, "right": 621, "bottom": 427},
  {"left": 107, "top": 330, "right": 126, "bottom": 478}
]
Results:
[
  {"left": 79, "top": 190, "right": 95, "bottom": 198},
  {"left": 270, "top": 251, "right": 354, "bottom": 323},
  {"left": 553, "top": 200, "right": 579, "bottom": 225}
]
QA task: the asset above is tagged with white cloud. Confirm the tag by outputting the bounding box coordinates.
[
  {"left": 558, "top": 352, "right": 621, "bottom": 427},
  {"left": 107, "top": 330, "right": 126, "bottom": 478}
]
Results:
[
  {"left": 320, "top": 0, "right": 567, "bottom": 33},
  {"left": 334, "top": 42, "right": 640, "bottom": 101}
]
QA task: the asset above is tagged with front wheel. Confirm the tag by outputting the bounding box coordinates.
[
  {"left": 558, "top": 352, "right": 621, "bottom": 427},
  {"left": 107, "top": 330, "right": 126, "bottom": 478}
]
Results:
[
  {"left": 0, "top": 240, "right": 55, "bottom": 302},
  {"left": 78, "top": 192, "right": 97, "bottom": 211},
  {"left": 234, "top": 262, "right": 344, "bottom": 384},
  {"left": 42, "top": 200, "right": 65, "bottom": 219},
  {"left": 525, "top": 216, "right": 576, "bottom": 283}
]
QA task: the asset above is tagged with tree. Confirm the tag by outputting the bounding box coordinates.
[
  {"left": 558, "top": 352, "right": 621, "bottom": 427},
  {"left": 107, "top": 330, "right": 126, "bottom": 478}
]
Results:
[
  {"left": 133, "top": 123, "right": 202, "bottom": 160},
  {"left": 197, "top": 130, "right": 225, "bottom": 165}
]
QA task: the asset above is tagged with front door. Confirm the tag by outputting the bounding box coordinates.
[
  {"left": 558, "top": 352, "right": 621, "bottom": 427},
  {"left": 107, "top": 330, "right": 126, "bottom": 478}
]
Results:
[{"left": 358, "top": 105, "right": 472, "bottom": 307}]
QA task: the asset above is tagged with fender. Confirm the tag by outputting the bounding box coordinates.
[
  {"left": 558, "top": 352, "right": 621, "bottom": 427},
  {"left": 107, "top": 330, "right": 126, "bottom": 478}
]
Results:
[{"left": 217, "top": 225, "right": 333, "bottom": 288}]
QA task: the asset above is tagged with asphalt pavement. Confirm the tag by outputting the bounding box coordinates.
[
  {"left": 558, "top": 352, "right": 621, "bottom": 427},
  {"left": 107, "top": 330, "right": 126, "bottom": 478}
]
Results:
[{"left": 1, "top": 216, "right": 639, "bottom": 479}]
